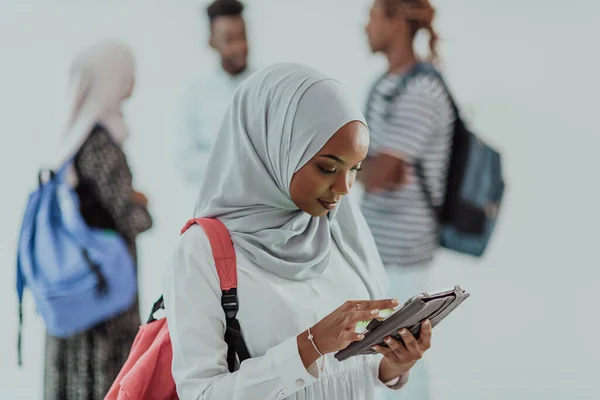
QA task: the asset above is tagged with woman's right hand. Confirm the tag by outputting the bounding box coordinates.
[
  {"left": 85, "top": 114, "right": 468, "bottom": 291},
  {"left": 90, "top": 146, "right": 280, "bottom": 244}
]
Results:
[{"left": 297, "top": 299, "right": 399, "bottom": 368}]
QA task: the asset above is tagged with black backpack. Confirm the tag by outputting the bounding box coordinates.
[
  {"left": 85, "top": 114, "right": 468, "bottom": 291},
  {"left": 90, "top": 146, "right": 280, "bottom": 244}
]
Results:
[{"left": 365, "top": 62, "right": 505, "bottom": 256}]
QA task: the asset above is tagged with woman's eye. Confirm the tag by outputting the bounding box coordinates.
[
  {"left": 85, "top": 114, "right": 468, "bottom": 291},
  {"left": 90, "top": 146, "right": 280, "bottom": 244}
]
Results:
[
  {"left": 351, "top": 166, "right": 363, "bottom": 172},
  {"left": 317, "top": 165, "right": 336, "bottom": 175}
]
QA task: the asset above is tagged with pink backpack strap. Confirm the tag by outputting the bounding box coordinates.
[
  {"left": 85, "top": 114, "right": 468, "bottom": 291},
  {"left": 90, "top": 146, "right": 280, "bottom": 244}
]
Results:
[
  {"left": 180, "top": 218, "right": 250, "bottom": 371},
  {"left": 181, "top": 218, "right": 237, "bottom": 291}
]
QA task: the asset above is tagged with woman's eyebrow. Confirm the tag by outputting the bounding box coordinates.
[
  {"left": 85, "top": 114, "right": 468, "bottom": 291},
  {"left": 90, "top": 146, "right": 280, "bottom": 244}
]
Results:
[{"left": 318, "top": 154, "right": 345, "bottom": 165}]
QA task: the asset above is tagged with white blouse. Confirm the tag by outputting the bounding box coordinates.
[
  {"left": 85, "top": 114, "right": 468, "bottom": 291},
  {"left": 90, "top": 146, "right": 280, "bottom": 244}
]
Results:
[{"left": 163, "top": 225, "right": 408, "bottom": 399}]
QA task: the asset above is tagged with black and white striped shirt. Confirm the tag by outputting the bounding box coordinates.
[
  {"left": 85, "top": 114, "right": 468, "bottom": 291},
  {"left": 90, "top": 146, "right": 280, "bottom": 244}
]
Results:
[{"left": 362, "top": 72, "right": 454, "bottom": 266}]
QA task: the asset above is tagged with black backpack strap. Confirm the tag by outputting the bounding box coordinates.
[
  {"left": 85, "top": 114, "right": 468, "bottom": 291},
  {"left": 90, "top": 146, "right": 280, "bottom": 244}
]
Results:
[
  {"left": 37, "top": 169, "right": 56, "bottom": 187},
  {"left": 221, "top": 288, "right": 251, "bottom": 372},
  {"left": 16, "top": 253, "right": 26, "bottom": 367},
  {"left": 379, "top": 62, "right": 463, "bottom": 223},
  {"left": 147, "top": 295, "right": 165, "bottom": 324},
  {"left": 146, "top": 290, "right": 250, "bottom": 372},
  {"left": 17, "top": 302, "right": 23, "bottom": 366},
  {"left": 375, "top": 62, "right": 440, "bottom": 220}
]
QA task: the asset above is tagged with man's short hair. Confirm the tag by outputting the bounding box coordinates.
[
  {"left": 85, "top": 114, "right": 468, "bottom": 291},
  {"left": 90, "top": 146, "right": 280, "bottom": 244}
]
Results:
[{"left": 206, "top": 0, "right": 244, "bottom": 24}]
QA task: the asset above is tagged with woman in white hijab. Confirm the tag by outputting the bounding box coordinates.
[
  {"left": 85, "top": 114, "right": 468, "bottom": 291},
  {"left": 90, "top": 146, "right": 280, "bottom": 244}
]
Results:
[
  {"left": 45, "top": 42, "right": 152, "bottom": 400},
  {"left": 163, "top": 63, "right": 432, "bottom": 399}
]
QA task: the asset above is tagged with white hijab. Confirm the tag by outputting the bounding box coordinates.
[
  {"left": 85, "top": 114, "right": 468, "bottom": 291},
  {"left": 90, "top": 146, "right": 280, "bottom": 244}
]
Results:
[
  {"left": 193, "top": 63, "right": 388, "bottom": 299},
  {"left": 56, "top": 41, "right": 134, "bottom": 177}
]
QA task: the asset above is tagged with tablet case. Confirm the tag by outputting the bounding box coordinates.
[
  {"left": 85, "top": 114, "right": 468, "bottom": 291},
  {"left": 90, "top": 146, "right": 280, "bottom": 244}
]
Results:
[{"left": 334, "top": 285, "right": 469, "bottom": 362}]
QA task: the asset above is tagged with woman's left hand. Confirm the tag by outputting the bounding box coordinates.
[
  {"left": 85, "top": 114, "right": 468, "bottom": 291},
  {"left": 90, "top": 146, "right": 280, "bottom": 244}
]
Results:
[
  {"left": 374, "top": 319, "right": 432, "bottom": 382},
  {"left": 131, "top": 190, "right": 149, "bottom": 207}
]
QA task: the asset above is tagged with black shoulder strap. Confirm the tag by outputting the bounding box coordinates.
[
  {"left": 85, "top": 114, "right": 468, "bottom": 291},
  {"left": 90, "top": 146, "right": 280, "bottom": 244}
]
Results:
[
  {"left": 221, "top": 288, "right": 250, "bottom": 371},
  {"left": 147, "top": 291, "right": 250, "bottom": 373},
  {"left": 377, "top": 62, "right": 462, "bottom": 221},
  {"left": 147, "top": 295, "right": 165, "bottom": 324}
]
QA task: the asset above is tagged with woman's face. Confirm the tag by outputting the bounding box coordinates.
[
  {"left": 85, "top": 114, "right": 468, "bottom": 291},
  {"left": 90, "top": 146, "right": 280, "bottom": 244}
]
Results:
[
  {"left": 365, "top": 0, "right": 410, "bottom": 54},
  {"left": 289, "top": 121, "right": 369, "bottom": 217}
]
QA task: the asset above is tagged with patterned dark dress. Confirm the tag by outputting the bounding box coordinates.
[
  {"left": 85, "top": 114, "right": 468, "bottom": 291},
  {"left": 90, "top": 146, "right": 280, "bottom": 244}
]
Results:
[{"left": 44, "top": 126, "right": 153, "bottom": 400}]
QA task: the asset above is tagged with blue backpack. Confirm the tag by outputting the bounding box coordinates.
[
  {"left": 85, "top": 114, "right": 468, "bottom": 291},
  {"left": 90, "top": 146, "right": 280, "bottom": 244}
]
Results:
[
  {"left": 16, "top": 158, "right": 137, "bottom": 364},
  {"left": 370, "top": 62, "right": 505, "bottom": 257}
]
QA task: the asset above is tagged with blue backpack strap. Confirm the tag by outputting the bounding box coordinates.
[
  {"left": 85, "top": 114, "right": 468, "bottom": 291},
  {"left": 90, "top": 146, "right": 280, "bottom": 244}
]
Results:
[
  {"left": 15, "top": 169, "right": 44, "bottom": 367},
  {"left": 17, "top": 163, "right": 66, "bottom": 367}
]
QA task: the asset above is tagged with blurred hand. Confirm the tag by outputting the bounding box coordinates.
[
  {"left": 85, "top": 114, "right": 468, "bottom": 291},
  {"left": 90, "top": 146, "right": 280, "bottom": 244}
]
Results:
[
  {"left": 131, "top": 190, "right": 148, "bottom": 207},
  {"left": 363, "top": 153, "right": 412, "bottom": 193},
  {"left": 374, "top": 319, "right": 432, "bottom": 380},
  {"left": 383, "top": 159, "right": 412, "bottom": 189}
]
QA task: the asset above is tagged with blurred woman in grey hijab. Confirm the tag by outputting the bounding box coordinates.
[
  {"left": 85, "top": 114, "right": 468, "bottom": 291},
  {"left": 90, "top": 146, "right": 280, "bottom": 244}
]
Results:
[
  {"left": 45, "top": 41, "right": 152, "bottom": 400},
  {"left": 163, "top": 63, "right": 434, "bottom": 399}
]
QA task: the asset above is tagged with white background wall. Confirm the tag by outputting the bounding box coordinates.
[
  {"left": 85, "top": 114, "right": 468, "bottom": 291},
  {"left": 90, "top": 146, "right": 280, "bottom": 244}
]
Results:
[{"left": 1, "top": 0, "right": 598, "bottom": 398}]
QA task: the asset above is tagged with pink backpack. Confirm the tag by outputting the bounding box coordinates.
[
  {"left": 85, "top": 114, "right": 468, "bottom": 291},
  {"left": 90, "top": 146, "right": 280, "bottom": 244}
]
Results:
[{"left": 105, "top": 218, "right": 250, "bottom": 400}]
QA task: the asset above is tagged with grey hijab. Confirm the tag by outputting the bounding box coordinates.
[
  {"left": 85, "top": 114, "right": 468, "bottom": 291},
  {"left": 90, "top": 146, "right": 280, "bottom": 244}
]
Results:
[{"left": 194, "top": 63, "right": 388, "bottom": 299}]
